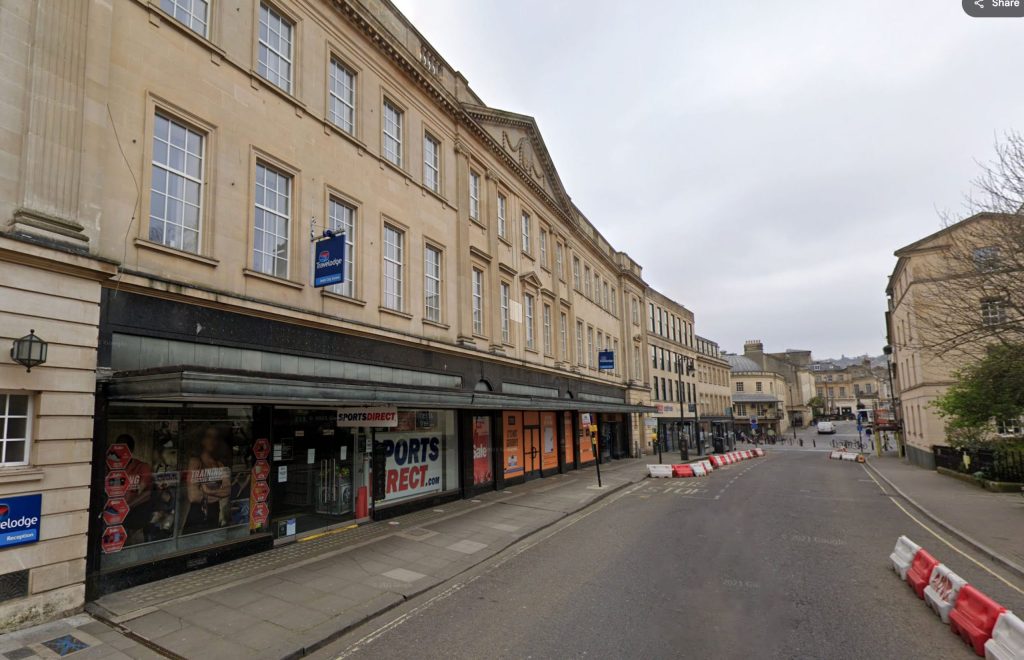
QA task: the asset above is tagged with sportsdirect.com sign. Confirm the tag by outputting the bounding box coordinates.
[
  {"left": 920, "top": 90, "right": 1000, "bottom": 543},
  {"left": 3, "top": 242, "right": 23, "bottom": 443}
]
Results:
[
  {"left": 337, "top": 406, "right": 399, "bottom": 428},
  {"left": 0, "top": 493, "right": 42, "bottom": 548},
  {"left": 376, "top": 432, "right": 443, "bottom": 503}
]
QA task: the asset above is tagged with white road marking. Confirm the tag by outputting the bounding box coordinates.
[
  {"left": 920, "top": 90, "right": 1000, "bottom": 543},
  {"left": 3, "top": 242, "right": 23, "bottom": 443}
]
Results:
[{"left": 860, "top": 464, "right": 1024, "bottom": 596}]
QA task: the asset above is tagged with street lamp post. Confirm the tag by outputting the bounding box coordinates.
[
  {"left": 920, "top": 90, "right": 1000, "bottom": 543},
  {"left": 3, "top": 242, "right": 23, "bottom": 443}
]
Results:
[
  {"left": 676, "top": 355, "right": 689, "bottom": 461},
  {"left": 679, "top": 356, "right": 700, "bottom": 457},
  {"left": 883, "top": 345, "right": 903, "bottom": 457}
]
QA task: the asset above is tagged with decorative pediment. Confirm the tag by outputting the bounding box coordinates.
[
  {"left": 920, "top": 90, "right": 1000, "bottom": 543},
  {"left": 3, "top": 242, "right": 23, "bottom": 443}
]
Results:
[
  {"left": 461, "top": 103, "right": 575, "bottom": 219},
  {"left": 519, "top": 270, "right": 543, "bottom": 289}
]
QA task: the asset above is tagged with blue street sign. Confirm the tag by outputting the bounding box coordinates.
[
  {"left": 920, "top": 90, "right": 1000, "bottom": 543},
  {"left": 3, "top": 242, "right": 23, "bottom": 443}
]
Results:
[
  {"left": 598, "top": 350, "right": 614, "bottom": 371},
  {"left": 313, "top": 234, "right": 346, "bottom": 287},
  {"left": 857, "top": 421, "right": 863, "bottom": 433},
  {"left": 0, "top": 493, "right": 41, "bottom": 548}
]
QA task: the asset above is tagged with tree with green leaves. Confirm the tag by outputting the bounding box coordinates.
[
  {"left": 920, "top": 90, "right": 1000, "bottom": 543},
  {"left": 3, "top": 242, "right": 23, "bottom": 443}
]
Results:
[{"left": 933, "top": 343, "right": 1024, "bottom": 447}]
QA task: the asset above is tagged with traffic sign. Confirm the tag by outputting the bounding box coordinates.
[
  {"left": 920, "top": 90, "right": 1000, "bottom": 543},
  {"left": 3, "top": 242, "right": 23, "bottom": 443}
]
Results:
[
  {"left": 253, "top": 460, "right": 270, "bottom": 481},
  {"left": 253, "top": 438, "right": 270, "bottom": 460},
  {"left": 101, "top": 525, "right": 127, "bottom": 553},
  {"left": 102, "top": 498, "right": 130, "bottom": 525},
  {"left": 252, "top": 481, "right": 270, "bottom": 503},
  {"left": 105, "top": 443, "right": 132, "bottom": 470},
  {"left": 251, "top": 502, "right": 269, "bottom": 525},
  {"left": 104, "top": 470, "right": 128, "bottom": 498}
]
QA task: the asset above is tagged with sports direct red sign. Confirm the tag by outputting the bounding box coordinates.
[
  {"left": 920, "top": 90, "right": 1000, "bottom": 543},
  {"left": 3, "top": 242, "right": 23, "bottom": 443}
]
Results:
[{"left": 337, "top": 407, "right": 398, "bottom": 428}]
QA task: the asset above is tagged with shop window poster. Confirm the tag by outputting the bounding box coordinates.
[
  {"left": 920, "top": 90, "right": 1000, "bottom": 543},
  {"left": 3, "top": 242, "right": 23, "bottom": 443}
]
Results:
[
  {"left": 472, "top": 416, "right": 492, "bottom": 486},
  {"left": 503, "top": 412, "right": 523, "bottom": 477},
  {"left": 103, "top": 410, "right": 255, "bottom": 555}
]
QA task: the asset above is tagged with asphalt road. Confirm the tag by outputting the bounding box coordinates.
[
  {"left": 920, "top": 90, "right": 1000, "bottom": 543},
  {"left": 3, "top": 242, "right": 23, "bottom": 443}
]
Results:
[{"left": 318, "top": 449, "right": 1024, "bottom": 660}]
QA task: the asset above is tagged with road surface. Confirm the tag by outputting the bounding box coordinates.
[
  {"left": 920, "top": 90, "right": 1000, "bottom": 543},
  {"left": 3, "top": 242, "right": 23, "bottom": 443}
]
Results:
[{"left": 316, "top": 448, "right": 1024, "bottom": 660}]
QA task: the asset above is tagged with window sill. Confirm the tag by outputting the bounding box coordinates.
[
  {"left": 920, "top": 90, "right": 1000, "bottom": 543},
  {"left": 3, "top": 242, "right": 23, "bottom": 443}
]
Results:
[
  {"left": 142, "top": 1, "right": 227, "bottom": 58},
  {"left": 323, "top": 119, "right": 368, "bottom": 151},
  {"left": 243, "top": 268, "right": 304, "bottom": 290},
  {"left": 525, "top": 347, "right": 539, "bottom": 355},
  {"left": 380, "top": 156, "right": 412, "bottom": 182},
  {"left": 498, "top": 236, "right": 512, "bottom": 247},
  {"left": 0, "top": 467, "right": 44, "bottom": 484},
  {"left": 469, "top": 217, "right": 487, "bottom": 231},
  {"left": 379, "top": 306, "right": 413, "bottom": 320},
  {"left": 249, "top": 70, "right": 307, "bottom": 112},
  {"left": 135, "top": 238, "right": 219, "bottom": 267},
  {"left": 422, "top": 185, "right": 449, "bottom": 206},
  {"left": 321, "top": 290, "right": 366, "bottom": 306},
  {"left": 423, "top": 319, "right": 450, "bottom": 330}
]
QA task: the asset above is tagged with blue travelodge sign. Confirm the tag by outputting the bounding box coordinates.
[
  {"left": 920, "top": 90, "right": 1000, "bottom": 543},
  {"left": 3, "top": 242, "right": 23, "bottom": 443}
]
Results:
[
  {"left": 598, "top": 350, "right": 615, "bottom": 371},
  {"left": 313, "top": 234, "right": 346, "bottom": 287},
  {"left": 0, "top": 493, "right": 42, "bottom": 548}
]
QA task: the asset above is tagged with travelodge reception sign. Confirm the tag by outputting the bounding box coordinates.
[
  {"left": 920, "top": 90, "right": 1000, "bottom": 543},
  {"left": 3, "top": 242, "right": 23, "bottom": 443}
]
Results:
[
  {"left": 0, "top": 493, "right": 42, "bottom": 548},
  {"left": 313, "top": 233, "right": 346, "bottom": 287}
]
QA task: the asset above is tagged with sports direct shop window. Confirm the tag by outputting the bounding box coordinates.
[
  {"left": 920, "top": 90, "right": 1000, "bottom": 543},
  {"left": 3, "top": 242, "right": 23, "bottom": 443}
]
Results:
[
  {"left": 374, "top": 410, "right": 458, "bottom": 506},
  {"left": 100, "top": 404, "right": 256, "bottom": 570}
]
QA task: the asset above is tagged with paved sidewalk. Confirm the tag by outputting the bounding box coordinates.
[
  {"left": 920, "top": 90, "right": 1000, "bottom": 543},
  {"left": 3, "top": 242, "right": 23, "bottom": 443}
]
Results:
[
  {"left": 866, "top": 455, "right": 1024, "bottom": 578},
  {"left": 0, "top": 459, "right": 650, "bottom": 660}
]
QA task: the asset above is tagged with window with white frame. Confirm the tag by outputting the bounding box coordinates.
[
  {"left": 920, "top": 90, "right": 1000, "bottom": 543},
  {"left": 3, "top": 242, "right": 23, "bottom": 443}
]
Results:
[
  {"left": 161, "top": 0, "right": 208, "bottom": 36},
  {"left": 469, "top": 171, "right": 480, "bottom": 221},
  {"left": 560, "top": 311, "right": 568, "bottom": 358},
  {"left": 981, "top": 299, "right": 1007, "bottom": 326},
  {"left": 497, "top": 194, "right": 507, "bottom": 238},
  {"left": 973, "top": 246, "right": 1001, "bottom": 272},
  {"left": 500, "top": 282, "right": 511, "bottom": 344},
  {"left": 382, "top": 224, "right": 404, "bottom": 311},
  {"left": 472, "top": 268, "right": 484, "bottom": 335},
  {"left": 253, "top": 162, "right": 291, "bottom": 278},
  {"left": 631, "top": 297, "right": 639, "bottom": 325},
  {"left": 424, "top": 244, "right": 442, "bottom": 322},
  {"left": 150, "top": 113, "right": 204, "bottom": 253},
  {"left": 610, "top": 287, "right": 617, "bottom": 316},
  {"left": 543, "top": 304, "right": 553, "bottom": 355},
  {"left": 587, "top": 326, "right": 594, "bottom": 369},
  {"left": 584, "top": 266, "right": 591, "bottom": 298},
  {"left": 632, "top": 345, "right": 640, "bottom": 380},
  {"left": 756, "top": 382, "right": 763, "bottom": 392},
  {"left": 258, "top": 3, "right": 293, "bottom": 93},
  {"left": 0, "top": 393, "right": 29, "bottom": 466},
  {"left": 556, "top": 243, "right": 564, "bottom": 280},
  {"left": 328, "top": 57, "right": 356, "bottom": 135},
  {"left": 328, "top": 197, "right": 356, "bottom": 298},
  {"left": 423, "top": 133, "right": 440, "bottom": 193},
  {"left": 539, "top": 229, "right": 548, "bottom": 266},
  {"left": 383, "top": 99, "right": 403, "bottom": 166},
  {"left": 576, "top": 320, "right": 585, "bottom": 366},
  {"left": 736, "top": 382, "right": 744, "bottom": 392},
  {"left": 524, "top": 294, "right": 535, "bottom": 350},
  {"left": 572, "top": 257, "right": 581, "bottom": 290},
  {"left": 521, "top": 211, "right": 531, "bottom": 253},
  {"left": 648, "top": 302, "right": 655, "bottom": 331},
  {"left": 613, "top": 338, "right": 619, "bottom": 374},
  {"left": 602, "top": 281, "right": 609, "bottom": 309}
]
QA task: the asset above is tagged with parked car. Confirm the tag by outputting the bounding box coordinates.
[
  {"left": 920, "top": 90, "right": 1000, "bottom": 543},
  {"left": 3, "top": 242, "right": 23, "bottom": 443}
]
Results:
[{"left": 817, "top": 421, "right": 837, "bottom": 434}]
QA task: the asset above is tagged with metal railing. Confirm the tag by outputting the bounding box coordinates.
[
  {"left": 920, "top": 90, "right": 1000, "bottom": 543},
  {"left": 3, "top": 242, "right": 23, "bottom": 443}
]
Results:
[{"left": 933, "top": 445, "right": 1024, "bottom": 483}]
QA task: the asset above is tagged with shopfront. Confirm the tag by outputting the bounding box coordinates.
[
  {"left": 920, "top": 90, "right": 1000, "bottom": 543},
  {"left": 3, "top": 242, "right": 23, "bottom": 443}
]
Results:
[{"left": 90, "top": 402, "right": 460, "bottom": 595}]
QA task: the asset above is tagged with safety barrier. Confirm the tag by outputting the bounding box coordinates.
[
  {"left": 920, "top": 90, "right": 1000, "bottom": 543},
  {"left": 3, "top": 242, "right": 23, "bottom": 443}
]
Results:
[
  {"left": 753, "top": 448, "right": 765, "bottom": 457},
  {"left": 907, "top": 548, "right": 939, "bottom": 599},
  {"left": 648, "top": 464, "right": 674, "bottom": 478},
  {"left": 985, "top": 611, "right": 1024, "bottom": 660},
  {"left": 710, "top": 455, "right": 726, "bottom": 468},
  {"left": 672, "top": 464, "right": 695, "bottom": 478},
  {"left": 888, "top": 536, "right": 1011, "bottom": 657},
  {"left": 841, "top": 452, "right": 859, "bottom": 461},
  {"left": 829, "top": 451, "right": 843, "bottom": 460},
  {"left": 700, "top": 459, "right": 714, "bottom": 472},
  {"left": 924, "top": 563, "right": 967, "bottom": 624},
  {"left": 740, "top": 450, "right": 751, "bottom": 459},
  {"left": 950, "top": 584, "right": 1006, "bottom": 656},
  {"left": 890, "top": 535, "right": 921, "bottom": 580},
  {"left": 691, "top": 462, "right": 707, "bottom": 477}
]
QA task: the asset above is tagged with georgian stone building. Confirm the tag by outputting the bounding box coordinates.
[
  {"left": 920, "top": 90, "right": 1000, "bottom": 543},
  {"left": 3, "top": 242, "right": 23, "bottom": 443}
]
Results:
[{"left": 1, "top": 0, "right": 663, "bottom": 625}]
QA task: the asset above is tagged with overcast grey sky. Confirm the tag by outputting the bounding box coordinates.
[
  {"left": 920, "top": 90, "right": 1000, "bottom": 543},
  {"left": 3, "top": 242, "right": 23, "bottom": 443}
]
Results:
[{"left": 392, "top": 0, "right": 1024, "bottom": 358}]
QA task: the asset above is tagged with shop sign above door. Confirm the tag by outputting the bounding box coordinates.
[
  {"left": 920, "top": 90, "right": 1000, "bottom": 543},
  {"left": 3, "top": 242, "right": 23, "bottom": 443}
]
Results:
[{"left": 337, "top": 406, "right": 399, "bottom": 428}]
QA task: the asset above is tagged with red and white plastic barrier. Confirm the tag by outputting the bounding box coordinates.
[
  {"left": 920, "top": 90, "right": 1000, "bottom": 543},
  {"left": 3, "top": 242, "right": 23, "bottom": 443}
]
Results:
[
  {"left": 986, "top": 611, "right": 1024, "bottom": 660},
  {"left": 951, "top": 585, "right": 1006, "bottom": 656},
  {"left": 889, "top": 536, "right": 1011, "bottom": 657},
  {"left": 924, "top": 563, "right": 967, "bottom": 624}
]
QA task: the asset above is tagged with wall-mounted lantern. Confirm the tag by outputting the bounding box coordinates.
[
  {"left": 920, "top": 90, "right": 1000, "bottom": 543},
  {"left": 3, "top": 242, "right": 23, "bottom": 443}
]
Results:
[{"left": 10, "top": 330, "right": 48, "bottom": 372}]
